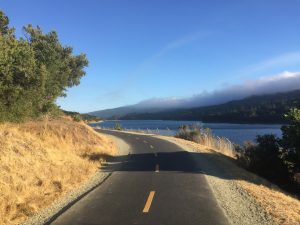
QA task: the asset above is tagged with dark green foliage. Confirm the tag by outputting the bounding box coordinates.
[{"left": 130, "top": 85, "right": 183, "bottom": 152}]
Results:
[
  {"left": 72, "top": 114, "right": 82, "bottom": 122},
  {"left": 239, "top": 135, "right": 290, "bottom": 185},
  {"left": 280, "top": 108, "right": 300, "bottom": 187},
  {"left": 238, "top": 108, "right": 300, "bottom": 193},
  {"left": 114, "top": 123, "right": 123, "bottom": 131},
  {"left": 121, "top": 90, "right": 300, "bottom": 124},
  {"left": 175, "top": 125, "right": 202, "bottom": 142},
  {"left": 0, "top": 11, "right": 88, "bottom": 122},
  {"left": 0, "top": 11, "right": 9, "bottom": 35}
]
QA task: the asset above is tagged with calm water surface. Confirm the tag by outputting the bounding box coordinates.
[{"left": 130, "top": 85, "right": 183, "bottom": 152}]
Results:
[{"left": 90, "top": 120, "right": 282, "bottom": 145}]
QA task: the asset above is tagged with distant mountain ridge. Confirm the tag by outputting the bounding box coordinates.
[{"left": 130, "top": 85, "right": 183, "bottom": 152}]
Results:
[
  {"left": 119, "top": 90, "right": 300, "bottom": 123},
  {"left": 89, "top": 105, "right": 178, "bottom": 119}
]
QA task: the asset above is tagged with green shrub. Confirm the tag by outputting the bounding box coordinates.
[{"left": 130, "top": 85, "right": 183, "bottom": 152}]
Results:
[
  {"left": 238, "top": 108, "right": 300, "bottom": 193},
  {"left": 281, "top": 108, "right": 300, "bottom": 189},
  {"left": 240, "top": 135, "right": 290, "bottom": 185},
  {"left": 73, "top": 114, "right": 82, "bottom": 122},
  {"left": 175, "top": 124, "right": 201, "bottom": 142},
  {"left": 114, "top": 122, "right": 122, "bottom": 131}
]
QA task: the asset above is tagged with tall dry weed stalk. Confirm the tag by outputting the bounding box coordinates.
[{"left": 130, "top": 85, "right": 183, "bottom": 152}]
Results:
[{"left": 175, "top": 124, "right": 236, "bottom": 158}]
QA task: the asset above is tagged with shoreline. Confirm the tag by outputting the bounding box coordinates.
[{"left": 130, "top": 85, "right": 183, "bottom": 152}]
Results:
[
  {"left": 89, "top": 121, "right": 283, "bottom": 146},
  {"left": 88, "top": 119, "right": 285, "bottom": 126}
]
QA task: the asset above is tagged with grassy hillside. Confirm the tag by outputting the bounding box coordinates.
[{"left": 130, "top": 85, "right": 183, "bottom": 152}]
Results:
[
  {"left": 0, "top": 118, "right": 116, "bottom": 225},
  {"left": 121, "top": 90, "right": 300, "bottom": 123}
]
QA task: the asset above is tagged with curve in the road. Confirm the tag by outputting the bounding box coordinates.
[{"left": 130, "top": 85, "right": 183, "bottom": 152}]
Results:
[{"left": 50, "top": 129, "right": 229, "bottom": 225}]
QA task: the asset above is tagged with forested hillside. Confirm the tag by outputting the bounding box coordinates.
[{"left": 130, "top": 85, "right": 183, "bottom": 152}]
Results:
[{"left": 121, "top": 90, "right": 300, "bottom": 123}]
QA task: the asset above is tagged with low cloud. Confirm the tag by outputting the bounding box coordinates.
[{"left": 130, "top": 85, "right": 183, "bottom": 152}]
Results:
[{"left": 135, "top": 71, "right": 300, "bottom": 109}]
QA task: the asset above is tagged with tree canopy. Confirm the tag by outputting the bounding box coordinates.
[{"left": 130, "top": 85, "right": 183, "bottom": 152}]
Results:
[
  {"left": 0, "top": 11, "right": 88, "bottom": 122},
  {"left": 238, "top": 108, "right": 300, "bottom": 193}
]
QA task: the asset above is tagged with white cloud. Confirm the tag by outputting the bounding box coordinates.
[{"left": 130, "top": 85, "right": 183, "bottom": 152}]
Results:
[
  {"left": 257, "top": 71, "right": 298, "bottom": 82},
  {"left": 134, "top": 71, "right": 300, "bottom": 108}
]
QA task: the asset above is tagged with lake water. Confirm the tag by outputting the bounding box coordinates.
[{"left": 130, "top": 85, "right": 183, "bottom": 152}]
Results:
[{"left": 90, "top": 120, "right": 282, "bottom": 145}]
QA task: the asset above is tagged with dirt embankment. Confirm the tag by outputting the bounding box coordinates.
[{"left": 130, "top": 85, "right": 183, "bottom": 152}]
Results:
[{"left": 0, "top": 118, "right": 116, "bottom": 225}]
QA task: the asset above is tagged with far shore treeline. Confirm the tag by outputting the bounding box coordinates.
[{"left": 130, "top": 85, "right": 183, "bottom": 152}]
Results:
[
  {"left": 0, "top": 11, "right": 88, "bottom": 122},
  {"left": 119, "top": 90, "right": 300, "bottom": 124}
]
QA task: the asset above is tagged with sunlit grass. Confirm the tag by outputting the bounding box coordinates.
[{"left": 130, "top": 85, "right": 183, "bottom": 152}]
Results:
[{"left": 0, "top": 118, "right": 116, "bottom": 225}]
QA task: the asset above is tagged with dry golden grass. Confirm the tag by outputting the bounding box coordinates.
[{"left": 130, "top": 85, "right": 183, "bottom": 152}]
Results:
[
  {"left": 0, "top": 118, "right": 116, "bottom": 225},
  {"left": 116, "top": 127, "right": 235, "bottom": 158},
  {"left": 238, "top": 180, "right": 300, "bottom": 225},
  {"left": 196, "top": 135, "right": 236, "bottom": 158},
  {"left": 166, "top": 135, "right": 237, "bottom": 158}
]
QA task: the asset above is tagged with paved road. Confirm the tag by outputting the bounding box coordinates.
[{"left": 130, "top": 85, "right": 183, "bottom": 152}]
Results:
[{"left": 50, "top": 130, "right": 229, "bottom": 225}]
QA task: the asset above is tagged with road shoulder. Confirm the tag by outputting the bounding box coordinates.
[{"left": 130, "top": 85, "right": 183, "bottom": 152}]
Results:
[
  {"left": 21, "top": 134, "right": 130, "bottom": 225},
  {"left": 155, "top": 135, "right": 275, "bottom": 225}
]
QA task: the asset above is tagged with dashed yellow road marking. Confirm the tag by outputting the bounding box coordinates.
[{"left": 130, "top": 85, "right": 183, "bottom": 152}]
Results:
[
  {"left": 143, "top": 191, "right": 155, "bottom": 213},
  {"left": 155, "top": 164, "right": 159, "bottom": 172}
]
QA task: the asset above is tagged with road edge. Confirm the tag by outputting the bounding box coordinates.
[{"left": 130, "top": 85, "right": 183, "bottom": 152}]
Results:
[
  {"left": 154, "top": 135, "right": 275, "bottom": 225},
  {"left": 21, "top": 133, "right": 130, "bottom": 225}
]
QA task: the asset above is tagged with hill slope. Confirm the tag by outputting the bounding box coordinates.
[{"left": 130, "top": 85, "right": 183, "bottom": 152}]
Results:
[
  {"left": 89, "top": 105, "right": 178, "bottom": 119},
  {"left": 0, "top": 118, "right": 116, "bottom": 225},
  {"left": 120, "top": 90, "right": 300, "bottom": 123}
]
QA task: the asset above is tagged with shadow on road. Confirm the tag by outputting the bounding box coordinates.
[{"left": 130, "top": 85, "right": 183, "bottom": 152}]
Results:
[
  {"left": 96, "top": 150, "right": 271, "bottom": 188},
  {"left": 94, "top": 130, "right": 275, "bottom": 189},
  {"left": 100, "top": 151, "right": 202, "bottom": 173}
]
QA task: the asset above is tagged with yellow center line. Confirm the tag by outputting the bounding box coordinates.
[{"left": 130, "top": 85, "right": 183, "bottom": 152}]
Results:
[
  {"left": 143, "top": 191, "right": 155, "bottom": 213},
  {"left": 155, "top": 164, "right": 159, "bottom": 172}
]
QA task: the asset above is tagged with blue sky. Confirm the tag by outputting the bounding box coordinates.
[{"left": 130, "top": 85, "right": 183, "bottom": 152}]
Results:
[{"left": 2, "top": 0, "right": 300, "bottom": 112}]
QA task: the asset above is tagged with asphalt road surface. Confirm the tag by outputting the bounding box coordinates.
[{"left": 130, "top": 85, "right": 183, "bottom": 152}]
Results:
[{"left": 50, "top": 130, "right": 229, "bottom": 225}]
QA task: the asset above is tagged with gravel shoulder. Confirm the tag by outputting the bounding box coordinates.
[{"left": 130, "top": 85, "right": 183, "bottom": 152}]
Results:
[
  {"left": 21, "top": 133, "right": 130, "bottom": 225},
  {"left": 155, "top": 135, "right": 276, "bottom": 225}
]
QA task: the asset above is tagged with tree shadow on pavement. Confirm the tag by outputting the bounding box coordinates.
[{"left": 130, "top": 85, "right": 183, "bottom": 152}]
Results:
[{"left": 100, "top": 150, "right": 273, "bottom": 188}]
